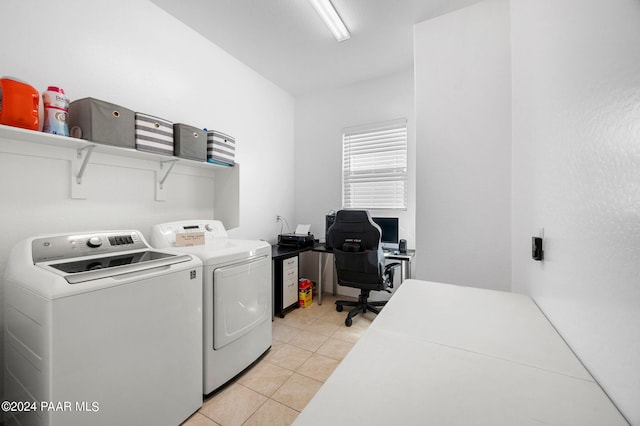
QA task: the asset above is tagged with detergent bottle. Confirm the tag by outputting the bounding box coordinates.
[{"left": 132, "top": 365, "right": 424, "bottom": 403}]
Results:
[
  {"left": 42, "top": 86, "right": 69, "bottom": 136},
  {"left": 0, "top": 77, "right": 39, "bottom": 130}
]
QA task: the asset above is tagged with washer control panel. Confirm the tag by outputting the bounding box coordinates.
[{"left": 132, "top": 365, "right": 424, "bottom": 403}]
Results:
[{"left": 32, "top": 231, "right": 146, "bottom": 263}]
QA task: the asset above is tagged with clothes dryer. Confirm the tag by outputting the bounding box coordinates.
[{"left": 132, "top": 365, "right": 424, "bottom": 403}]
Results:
[
  {"left": 3, "top": 230, "right": 203, "bottom": 426},
  {"left": 150, "top": 220, "right": 272, "bottom": 394}
]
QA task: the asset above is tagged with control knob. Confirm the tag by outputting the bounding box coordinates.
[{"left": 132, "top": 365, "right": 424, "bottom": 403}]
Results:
[{"left": 87, "top": 237, "right": 103, "bottom": 248}]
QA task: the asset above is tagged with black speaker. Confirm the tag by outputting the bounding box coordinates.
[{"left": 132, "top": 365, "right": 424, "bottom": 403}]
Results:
[
  {"left": 325, "top": 214, "right": 336, "bottom": 248},
  {"left": 399, "top": 239, "right": 407, "bottom": 253}
]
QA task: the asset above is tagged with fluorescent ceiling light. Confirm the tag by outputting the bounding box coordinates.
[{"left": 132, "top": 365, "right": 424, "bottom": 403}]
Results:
[{"left": 308, "top": 0, "right": 350, "bottom": 42}]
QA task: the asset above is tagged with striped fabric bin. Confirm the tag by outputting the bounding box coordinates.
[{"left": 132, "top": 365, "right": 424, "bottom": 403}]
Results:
[
  {"left": 207, "top": 130, "right": 235, "bottom": 166},
  {"left": 135, "top": 113, "right": 174, "bottom": 156}
]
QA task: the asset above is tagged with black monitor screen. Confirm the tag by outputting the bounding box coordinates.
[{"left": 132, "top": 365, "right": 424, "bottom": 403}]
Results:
[{"left": 372, "top": 217, "right": 399, "bottom": 245}]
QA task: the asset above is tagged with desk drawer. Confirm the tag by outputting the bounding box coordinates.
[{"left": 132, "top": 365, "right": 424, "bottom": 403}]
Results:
[
  {"left": 282, "top": 256, "right": 298, "bottom": 312},
  {"left": 274, "top": 255, "right": 300, "bottom": 318},
  {"left": 283, "top": 257, "right": 297, "bottom": 271}
]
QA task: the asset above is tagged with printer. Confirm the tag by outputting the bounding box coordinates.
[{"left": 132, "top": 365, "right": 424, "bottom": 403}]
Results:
[{"left": 278, "top": 233, "right": 315, "bottom": 248}]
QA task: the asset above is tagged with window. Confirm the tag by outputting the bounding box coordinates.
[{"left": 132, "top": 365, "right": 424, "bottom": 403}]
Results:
[{"left": 342, "top": 118, "right": 407, "bottom": 210}]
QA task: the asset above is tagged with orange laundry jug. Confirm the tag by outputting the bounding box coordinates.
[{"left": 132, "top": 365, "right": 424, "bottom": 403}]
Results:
[{"left": 0, "top": 77, "right": 40, "bottom": 130}]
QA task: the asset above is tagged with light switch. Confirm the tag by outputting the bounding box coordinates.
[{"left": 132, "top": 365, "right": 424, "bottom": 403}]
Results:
[{"left": 532, "top": 237, "right": 544, "bottom": 261}]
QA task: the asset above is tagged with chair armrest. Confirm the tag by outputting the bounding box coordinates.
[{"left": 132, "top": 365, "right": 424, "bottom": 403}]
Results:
[
  {"left": 384, "top": 262, "right": 401, "bottom": 288},
  {"left": 384, "top": 262, "right": 401, "bottom": 274}
]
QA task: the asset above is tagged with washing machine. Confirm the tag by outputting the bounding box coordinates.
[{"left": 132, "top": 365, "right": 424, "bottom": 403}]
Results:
[
  {"left": 3, "top": 230, "right": 203, "bottom": 426},
  {"left": 150, "top": 220, "right": 272, "bottom": 395}
]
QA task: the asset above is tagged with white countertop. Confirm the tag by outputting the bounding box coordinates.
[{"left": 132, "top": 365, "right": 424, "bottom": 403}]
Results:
[
  {"left": 372, "top": 280, "right": 591, "bottom": 379},
  {"left": 294, "top": 280, "right": 628, "bottom": 426}
]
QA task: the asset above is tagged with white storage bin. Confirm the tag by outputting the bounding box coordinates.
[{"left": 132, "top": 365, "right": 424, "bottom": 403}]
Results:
[
  {"left": 135, "top": 113, "right": 173, "bottom": 156},
  {"left": 207, "top": 130, "right": 235, "bottom": 166}
]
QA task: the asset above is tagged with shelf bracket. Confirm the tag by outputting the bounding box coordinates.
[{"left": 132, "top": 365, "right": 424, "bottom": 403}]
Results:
[
  {"left": 71, "top": 145, "right": 95, "bottom": 199},
  {"left": 155, "top": 159, "right": 178, "bottom": 201}
]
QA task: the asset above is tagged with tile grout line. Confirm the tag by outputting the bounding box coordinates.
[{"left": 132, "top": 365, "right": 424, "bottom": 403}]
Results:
[{"left": 238, "top": 385, "right": 272, "bottom": 426}]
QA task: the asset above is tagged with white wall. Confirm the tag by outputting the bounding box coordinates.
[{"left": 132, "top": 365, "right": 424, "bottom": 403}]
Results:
[
  {"left": 0, "top": 0, "right": 294, "bottom": 242},
  {"left": 511, "top": 0, "right": 640, "bottom": 423},
  {"left": 414, "top": 0, "right": 512, "bottom": 291},
  {"left": 294, "top": 68, "right": 415, "bottom": 294},
  {"left": 416, "top": 0, "right": 640, "bottom": 422},
  {"left": 0, "top": 0, "right": 294, "bottom": 400}
]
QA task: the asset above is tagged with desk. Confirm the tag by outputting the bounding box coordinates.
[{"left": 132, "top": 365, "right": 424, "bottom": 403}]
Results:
[
  {"left": 272, "top": 244, "right": 415, "bottom": 313},
  {"left": 272, "top": 245, "right": 310, "bottom": 318}
]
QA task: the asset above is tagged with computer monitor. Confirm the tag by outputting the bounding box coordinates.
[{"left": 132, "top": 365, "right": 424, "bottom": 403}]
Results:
[{"left": 372, "top": 217, "right": 399, "bottom": 249}]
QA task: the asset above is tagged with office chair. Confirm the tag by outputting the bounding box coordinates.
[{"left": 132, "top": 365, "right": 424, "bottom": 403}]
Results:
[{"left": 326, "top": 210, "right": 400, "bottom": 327}]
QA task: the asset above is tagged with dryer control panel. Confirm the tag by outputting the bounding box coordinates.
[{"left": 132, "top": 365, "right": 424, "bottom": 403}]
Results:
[{"left": 150, "top": 220, "right": 228, "bottom": 248}]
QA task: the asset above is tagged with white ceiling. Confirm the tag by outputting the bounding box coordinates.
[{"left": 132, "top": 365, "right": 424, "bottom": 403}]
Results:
[{"left": 150, "top": 0, "right": 483, "bottom": 96}]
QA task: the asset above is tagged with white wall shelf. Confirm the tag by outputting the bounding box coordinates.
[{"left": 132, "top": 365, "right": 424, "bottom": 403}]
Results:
[
  {"left": 0, "top": 123, "right": 226, "bottom": 170},
  {"left": 0, "top": 124, "right": 241, "bottom": 228},
  {"left": 0, "top": 123, "right": 232, "bottom": 201}
]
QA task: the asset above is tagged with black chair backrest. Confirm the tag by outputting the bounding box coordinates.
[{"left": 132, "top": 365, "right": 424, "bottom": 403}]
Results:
[
  {"left": 326, "top": 210, "right": 380, "bottom": 250},
  {"left": 327, "top": 210, "right": 386, "bottom": 290}
]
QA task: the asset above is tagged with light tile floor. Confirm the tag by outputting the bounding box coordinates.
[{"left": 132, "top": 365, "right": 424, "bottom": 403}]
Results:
[{"left": 182, "top": 293, "right": 377, "bottom": 426}]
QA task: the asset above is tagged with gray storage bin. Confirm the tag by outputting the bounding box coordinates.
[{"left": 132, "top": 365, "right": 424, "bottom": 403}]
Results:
[
  {"left": 207, "top": 130, "right": 235, "bottom": 166},
  {"left": 135, "top": 113, "right": 173, "bottom": 156},
  {"left": 174, "top": 123, "right": 206, "bottom": 161},
  {"left": 68, "top": 97, "right": 135, "bottom": 148}
]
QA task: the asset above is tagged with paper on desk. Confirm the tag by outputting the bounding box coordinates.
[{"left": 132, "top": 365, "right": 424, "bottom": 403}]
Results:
[{"left": 295, "top": 224, "right": 311, "bottom": 235}]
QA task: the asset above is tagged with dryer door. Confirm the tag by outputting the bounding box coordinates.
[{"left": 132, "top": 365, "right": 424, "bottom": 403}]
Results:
[{"left": 213, "top": 255, "right": 271, "bottom": 350}]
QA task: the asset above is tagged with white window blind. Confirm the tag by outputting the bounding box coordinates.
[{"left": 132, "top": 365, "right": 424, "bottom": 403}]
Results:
[{"left": 342, "top": 119, "right": 408, "bottom": 210}]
